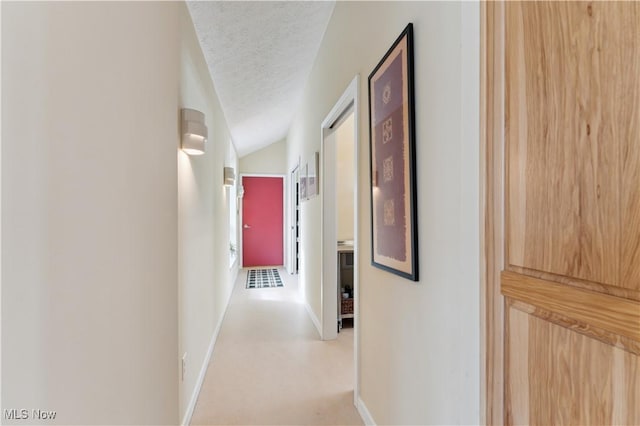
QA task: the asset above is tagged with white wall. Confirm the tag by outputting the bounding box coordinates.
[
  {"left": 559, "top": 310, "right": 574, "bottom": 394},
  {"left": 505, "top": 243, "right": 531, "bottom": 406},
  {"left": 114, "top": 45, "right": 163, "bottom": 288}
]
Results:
[
  {"left": 178, "top": 5, "right": 238, "bottom": 424},
  {"left": 1, "top": 3, "right": 239, "bottom": 424},
  {"left": 239, "top": 138, "right": 287, "bottom": 175},
  {"left": 2, "top": 2, "right": 180, "bottom": 424},
  {"left": 286, "top": 2, "right": 480, "bottom": 424},
  {"left": 335, "top": 113, "right": 355, "bottom": 241}
]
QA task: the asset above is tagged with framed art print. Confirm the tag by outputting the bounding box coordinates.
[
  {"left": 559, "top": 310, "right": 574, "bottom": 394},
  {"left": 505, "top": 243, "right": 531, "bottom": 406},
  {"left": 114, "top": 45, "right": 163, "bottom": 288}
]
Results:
[
  {"left": 300, "top": 163, "right": 308, "bottom": 201},
  {"left": 368, "top": 23, "right": 418, "bottom": 281},
  {"left": 307, "top": 152, "right": 319, "bottom": 198}
]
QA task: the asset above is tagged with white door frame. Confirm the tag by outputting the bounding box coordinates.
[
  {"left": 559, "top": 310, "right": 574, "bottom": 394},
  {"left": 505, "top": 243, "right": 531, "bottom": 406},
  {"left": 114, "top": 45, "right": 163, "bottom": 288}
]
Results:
[
  {"left": 287, "top": 166, "right": 300, "bottom": 274},
  {"left": 319, "top": 75, "right": 360, "bottom": 406},
  {"left": 238, "top": 173, "right": 286, "bottom": 268}
]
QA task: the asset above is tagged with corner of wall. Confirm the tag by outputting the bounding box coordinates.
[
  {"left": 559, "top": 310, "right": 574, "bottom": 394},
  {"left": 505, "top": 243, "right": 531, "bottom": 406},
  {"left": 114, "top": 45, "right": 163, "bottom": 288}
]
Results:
[
  {"left": 178, "top": 3, "right": 240, "bottom": 424},
  {"left": 303, "top": 299, "right": 322, "bottom": 338},
  {"left": 180, "top": 280, "right": 234, "bottom": 426},
  {"left": 238, "top": 138, "right": 288, "bottom": 175},
  {"left": 357, "top": 397, "right": 377, "bottom": 426}
]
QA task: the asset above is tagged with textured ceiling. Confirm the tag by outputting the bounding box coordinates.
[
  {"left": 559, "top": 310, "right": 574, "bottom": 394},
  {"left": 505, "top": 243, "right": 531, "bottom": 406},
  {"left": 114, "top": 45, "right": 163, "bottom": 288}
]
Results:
[{"left": 187, "top": 1, "right": 336, "bottom": 157}]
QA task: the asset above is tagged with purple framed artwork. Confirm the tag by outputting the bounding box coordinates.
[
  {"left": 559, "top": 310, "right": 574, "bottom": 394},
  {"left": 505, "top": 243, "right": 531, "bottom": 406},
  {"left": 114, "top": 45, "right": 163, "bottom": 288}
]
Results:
[{"left": 368, "top": 23, "right": 418, "bottom": 281}]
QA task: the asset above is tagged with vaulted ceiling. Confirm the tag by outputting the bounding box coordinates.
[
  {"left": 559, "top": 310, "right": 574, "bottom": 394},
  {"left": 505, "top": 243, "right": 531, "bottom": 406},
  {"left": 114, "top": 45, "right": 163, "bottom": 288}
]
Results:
[{"left": 187, "top": 1, "right": 336, "bottom": 157}]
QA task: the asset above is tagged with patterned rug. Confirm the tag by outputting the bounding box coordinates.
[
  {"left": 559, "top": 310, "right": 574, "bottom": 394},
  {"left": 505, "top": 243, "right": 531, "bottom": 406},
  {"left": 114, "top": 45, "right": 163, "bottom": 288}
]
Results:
[{"left": 246, "top": 269, "right": 284, "bottom": 289}]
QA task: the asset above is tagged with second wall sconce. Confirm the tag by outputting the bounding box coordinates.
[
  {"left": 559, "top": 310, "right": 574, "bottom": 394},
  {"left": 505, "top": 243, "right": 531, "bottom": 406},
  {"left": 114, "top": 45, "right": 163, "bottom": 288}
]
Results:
[
  {"left": 223, "top": 167, "right": 236, "bottom": 187},
  {"left": 181, "top": 108, "right": 207, "bottom": 155}
]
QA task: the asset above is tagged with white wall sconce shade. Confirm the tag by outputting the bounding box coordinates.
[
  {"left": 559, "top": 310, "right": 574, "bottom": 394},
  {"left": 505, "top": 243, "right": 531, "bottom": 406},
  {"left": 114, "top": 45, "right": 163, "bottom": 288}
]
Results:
[
  {"left": 181, "top": 108, "right": 207, "bottom": 155},
  {"left": 223, "top": 167, "right": 235, "bottom": 187}
]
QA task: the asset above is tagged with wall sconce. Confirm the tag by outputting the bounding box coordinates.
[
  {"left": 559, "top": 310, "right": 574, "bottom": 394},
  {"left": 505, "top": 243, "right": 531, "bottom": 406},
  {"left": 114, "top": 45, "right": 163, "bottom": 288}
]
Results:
[
  {"left": 181, "top": 108, "right": 207, "bottom": 155},
  {"left": 223, "top": 167, "right": 235, "bottom": 187}
]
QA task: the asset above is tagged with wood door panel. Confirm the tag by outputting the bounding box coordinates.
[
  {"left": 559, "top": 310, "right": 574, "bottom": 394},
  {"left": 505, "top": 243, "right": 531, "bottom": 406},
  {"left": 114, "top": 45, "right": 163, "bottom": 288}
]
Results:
[
  {"left": 506, "top": 305, "right": 640, "bottom": 426},
  {"left": 618, "top": 3, "right": 640, "bottom": 290},
  {"left": 622, "top": 101, "right": 640, "bottom": 288},
  {"left": 483, "top": 2, "right": 640, "bottom": 424},
  {"left": 502, "top": 271, "right": 640, "bottom": 347},
  {"left": 505, "top": 306, "right": 529, "bottom": 425},
  {"left": 505, "top": 1, "right": 640, "bottom": 292},
  {"left": 616, "top": 348, "right": 640, "bottom": 426},
  {"left": 508, "top": 265, "right": 640, "bottom": 302},
  {"left": 481, "top": 3, "right": 506, "bottom": 423}
]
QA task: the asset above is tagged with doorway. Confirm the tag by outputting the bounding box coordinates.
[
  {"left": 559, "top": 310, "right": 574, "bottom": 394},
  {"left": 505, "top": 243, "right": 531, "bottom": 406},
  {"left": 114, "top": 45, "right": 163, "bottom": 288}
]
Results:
[
  {"left": 320, "top": 76, "right": 360, "bottom": 405},
  {"left": 241, "top": 175, "right": 284, "bottom": 267},
  {"left": 289, "top": 166, "right": 300, "bottom": 274},
  {"left": 329, "top": 112, "right": 355, "bottom": 332}
]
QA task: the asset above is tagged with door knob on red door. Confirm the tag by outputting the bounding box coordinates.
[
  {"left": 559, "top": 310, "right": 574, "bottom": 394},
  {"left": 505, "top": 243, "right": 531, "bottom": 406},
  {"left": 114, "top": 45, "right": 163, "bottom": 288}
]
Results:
[{"left": 243, "top": 224, "right": 251, "bottom": 229}]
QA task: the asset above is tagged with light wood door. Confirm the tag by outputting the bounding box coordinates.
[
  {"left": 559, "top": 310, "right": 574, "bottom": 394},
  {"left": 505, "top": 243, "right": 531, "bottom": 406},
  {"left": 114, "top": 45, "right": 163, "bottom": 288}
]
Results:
[{"left": 482, "top": 2, "right": 640, "bottom": 424}]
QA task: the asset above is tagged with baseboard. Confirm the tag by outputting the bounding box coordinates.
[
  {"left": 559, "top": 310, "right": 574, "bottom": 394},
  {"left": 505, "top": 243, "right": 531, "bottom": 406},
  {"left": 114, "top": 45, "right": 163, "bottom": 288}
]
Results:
[
  {"left": 180, "top": 285, "right": 234, "bottom": 426},
  {"left": 357, "top": 396, "right": 376, "bottom": 426},
  {"left": 230, "top": 262, "right": 239, "bottom": 284},
  {"left": 303, "top": 301, "right": 322, "bottom": 339}
]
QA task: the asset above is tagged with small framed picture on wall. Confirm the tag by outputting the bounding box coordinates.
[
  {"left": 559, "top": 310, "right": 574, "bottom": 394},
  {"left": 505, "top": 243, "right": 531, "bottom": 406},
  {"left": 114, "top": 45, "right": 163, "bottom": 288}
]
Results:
[
  {"left": 300, "top": 163, "right": 308, "bottom": 201},
  {"left": 307, "top": 152, "right": 319, "bottom": 198}
]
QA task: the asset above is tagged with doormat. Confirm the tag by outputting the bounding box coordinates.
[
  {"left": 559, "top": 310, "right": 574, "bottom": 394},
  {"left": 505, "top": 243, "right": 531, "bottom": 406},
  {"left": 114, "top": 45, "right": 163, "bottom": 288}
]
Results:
[{"left": 246, "top": 269, "right": 283, "bottom": 289}]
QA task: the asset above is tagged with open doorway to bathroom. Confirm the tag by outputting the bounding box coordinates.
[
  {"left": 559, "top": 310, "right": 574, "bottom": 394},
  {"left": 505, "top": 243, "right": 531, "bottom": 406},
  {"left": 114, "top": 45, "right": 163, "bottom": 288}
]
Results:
[
  {"left": 320, "top": 76, "right": 360, "bottom": 405},
  {"left": 330, "top": 111, "right": 355, "bottom": 332}
]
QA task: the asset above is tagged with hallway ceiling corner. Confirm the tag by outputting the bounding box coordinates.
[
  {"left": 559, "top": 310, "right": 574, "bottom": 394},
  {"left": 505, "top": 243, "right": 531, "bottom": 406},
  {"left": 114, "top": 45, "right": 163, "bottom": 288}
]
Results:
[{"left": 186, "top": 1, "right": 336, "bottom": 158}]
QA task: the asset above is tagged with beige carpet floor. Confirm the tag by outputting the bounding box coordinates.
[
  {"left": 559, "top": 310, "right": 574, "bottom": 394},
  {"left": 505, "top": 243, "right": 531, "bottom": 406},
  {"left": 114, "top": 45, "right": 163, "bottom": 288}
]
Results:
[{"left": 190, "top": 268, "right": 363, "bottom": 425}]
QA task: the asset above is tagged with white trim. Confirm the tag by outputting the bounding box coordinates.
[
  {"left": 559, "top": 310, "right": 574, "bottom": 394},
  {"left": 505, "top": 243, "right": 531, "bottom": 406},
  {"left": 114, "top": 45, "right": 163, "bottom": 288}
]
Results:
[
  {"left": 304, "top": 300, "right": 322, "bottom": 338},
  {"left": 320, "top": 75, "right": 360, "bottom": 384},
  {"left": 283, "top": 176, "right": 287, "bottom": 271},
  {"left": 287, "top": 166, "right": 300, "bottom": 275},
  {"left": 0, "top": 3, "right": 3, "bottom": 402},
  {"left": 230, "top": 260, "right": 239, "bottom": 284},
  {"left": 239, "top": 172, "right": 285, "bottom": 178},
  {"left": 319, "top": 124, "right": 337, "bottom": 341},
  {"left": 238, "top": 173, "right": 286, "bottom": 268},
  {"left": 180, "top": 283, "right": 234, "bottom": 426},
  {"left": 356, "top": 397, "right": 377, "bottom": 426},
  {"left": 351, "top": 77, "right": 361, "bottom": 410},
  {"left": 319, "top": 75, "right": 361, "bottom": 406}
]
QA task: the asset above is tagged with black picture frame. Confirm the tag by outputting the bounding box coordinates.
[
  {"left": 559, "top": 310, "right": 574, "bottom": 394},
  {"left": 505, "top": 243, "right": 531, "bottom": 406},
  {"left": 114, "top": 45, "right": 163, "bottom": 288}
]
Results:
[{"left": 367, "top": 23, "right": 418, "bottom": 281}]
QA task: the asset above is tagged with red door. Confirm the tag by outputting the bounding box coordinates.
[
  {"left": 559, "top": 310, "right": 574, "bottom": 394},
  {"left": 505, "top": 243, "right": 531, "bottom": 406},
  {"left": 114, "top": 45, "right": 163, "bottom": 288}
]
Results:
[{"left": 242, "top": 176, "right": 283, "bottom": 267}]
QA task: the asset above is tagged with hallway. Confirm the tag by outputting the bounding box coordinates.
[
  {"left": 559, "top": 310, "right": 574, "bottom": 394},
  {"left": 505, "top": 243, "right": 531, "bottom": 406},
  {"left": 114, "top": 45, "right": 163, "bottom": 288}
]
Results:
[
  {"left": 2, "top": 2, "right": 484, "bottom": 424},
  {"left": 190, "top": 269, "right": 363, "bottom": 425}
]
